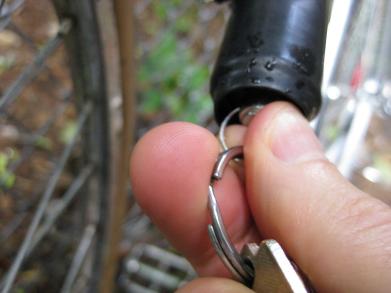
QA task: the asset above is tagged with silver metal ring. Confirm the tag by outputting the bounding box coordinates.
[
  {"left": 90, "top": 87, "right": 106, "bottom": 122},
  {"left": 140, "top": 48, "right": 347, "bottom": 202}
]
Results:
[
  {"left": 218, "top": 108, "right": 240, "bottom": 151},
  {"left": 207, "top": 146, "right": 253, "bottom": 284},
  {"left": 218, "top": 105, "right": 264, "bottom": 151}
]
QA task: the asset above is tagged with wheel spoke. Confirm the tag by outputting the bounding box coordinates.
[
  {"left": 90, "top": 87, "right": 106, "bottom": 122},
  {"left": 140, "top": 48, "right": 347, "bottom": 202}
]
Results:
[
  {"left": 60, "top": 225, "right": 96, "bottom": 293},
  {"left": 0, "top": 20, "right": 71, "bottom": 111},
  {"left": 7, "top": 94, "right": 71, "bottom": 173},
  {"left": 28, "top": 165, "right": 93, "bottom": 255},
  {"left": 0, "top": 103, "right": 91, "bottom": 293}
]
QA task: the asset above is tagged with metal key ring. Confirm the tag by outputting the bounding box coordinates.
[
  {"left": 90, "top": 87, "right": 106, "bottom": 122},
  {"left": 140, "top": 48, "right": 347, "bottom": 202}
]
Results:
[
  {"left": 218, "top": 108, "right": 240, "bottom": 151},
  {"left": 218, "top": 105, "right": 264, "bottom": 151},
  {"left": 207, "top": 146, "right": 254, "bottom": 284}
]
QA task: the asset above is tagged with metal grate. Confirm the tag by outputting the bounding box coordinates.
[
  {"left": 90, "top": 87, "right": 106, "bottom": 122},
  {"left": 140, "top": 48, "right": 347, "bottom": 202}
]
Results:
[{"left": 122, "top": 244, "right": 196, "bottom": 293}]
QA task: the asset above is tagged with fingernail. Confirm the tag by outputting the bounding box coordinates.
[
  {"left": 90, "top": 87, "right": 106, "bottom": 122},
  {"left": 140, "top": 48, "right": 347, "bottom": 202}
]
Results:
[{"left": 268, "top": 109, "right": 324, "bottom": 163}]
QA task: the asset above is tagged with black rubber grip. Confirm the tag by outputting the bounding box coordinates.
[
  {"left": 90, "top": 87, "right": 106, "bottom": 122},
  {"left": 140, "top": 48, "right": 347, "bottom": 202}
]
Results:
[{"left": 211, "top": 0, "right": 328, "bottom": 124}]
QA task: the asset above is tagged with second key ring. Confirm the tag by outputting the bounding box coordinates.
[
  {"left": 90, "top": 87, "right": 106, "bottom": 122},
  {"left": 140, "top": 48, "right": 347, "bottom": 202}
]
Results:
[{"left": 218, "top": 105, "right": 264, "bottom": 151}]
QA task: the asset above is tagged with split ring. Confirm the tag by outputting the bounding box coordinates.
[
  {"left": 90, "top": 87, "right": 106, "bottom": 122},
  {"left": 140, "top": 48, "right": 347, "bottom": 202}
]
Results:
[{"left": 207, "top": 146, "right": 253, "bottom": 284}]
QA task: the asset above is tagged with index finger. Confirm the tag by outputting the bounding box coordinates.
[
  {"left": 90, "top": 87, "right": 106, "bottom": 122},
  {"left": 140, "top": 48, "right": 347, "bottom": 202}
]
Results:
[{"left": 129, "top": 122, "right": 259, "bottom": 277}]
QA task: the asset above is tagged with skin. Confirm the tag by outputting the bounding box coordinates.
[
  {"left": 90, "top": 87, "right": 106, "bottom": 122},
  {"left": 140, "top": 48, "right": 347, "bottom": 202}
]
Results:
[{"left": 130, "top": 102, "right": 391, "bottom": 293}]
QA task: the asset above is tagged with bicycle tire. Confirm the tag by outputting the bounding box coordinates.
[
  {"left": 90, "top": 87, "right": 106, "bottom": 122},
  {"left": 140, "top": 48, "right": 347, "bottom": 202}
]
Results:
[{"left": 52, "top": 1, "right": 119, "bottom": 292}]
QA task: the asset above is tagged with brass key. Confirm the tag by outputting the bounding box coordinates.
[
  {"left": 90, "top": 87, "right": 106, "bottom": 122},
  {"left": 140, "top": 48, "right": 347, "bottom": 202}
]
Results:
[{"left": 241, "top": 241, "right": 309, "bottom": 293}]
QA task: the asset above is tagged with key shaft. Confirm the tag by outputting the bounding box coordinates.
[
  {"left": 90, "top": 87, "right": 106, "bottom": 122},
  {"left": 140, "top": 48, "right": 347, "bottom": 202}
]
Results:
[{"left": 242, "top": 240, "right": 309, "bottom": 293}]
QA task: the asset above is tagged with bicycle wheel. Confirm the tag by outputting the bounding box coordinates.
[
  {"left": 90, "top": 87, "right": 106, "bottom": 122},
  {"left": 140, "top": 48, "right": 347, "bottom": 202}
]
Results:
[
  {"left": 319, "top": 0, "right": 391, "bottom": 204},
  {"left": 0, "top": 0, "right": 127, "bottom": 292}
]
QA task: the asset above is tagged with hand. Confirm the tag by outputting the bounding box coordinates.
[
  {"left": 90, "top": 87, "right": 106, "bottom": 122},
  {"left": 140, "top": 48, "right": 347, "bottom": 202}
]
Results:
[{"left": 130, "top": 102, "right": 391, "bottom": 293}]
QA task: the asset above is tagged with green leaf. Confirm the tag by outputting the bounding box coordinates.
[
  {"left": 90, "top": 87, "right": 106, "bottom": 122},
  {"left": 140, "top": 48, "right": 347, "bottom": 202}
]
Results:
[
  {"left": 152, "top": 2, "right": 168, "bottom": 21},
  {"left": 35, "top": 136, "right": 53, "bottom": 150},
  {"left": 0, "top": 152, "right": 16, "bottom": 189},
  {"left": 1, "top": 171, "right": 16, "bottom": 189},
  {"left": 0, "top": 55, "right": 16, "bottom": 74},
  {"left": 175, "top": 16, "right": 192, "bottom": 33},
  {"left": 60, "top": 122, "right": 77, "bottom": 144},
  {"left": 0, "top": 153, "right": 7, "bottom": 172},
  {"left": 141, "top": 90, "right": 163, "bottom": 114},
  {"left": 137, "top": 12, "right": 212, "bottom": 124}
]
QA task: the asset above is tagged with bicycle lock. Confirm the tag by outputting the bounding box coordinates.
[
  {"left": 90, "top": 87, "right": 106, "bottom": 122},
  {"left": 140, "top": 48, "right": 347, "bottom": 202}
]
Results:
[{"left": 211, "top": 0, "right": 328, "bottom": 124}]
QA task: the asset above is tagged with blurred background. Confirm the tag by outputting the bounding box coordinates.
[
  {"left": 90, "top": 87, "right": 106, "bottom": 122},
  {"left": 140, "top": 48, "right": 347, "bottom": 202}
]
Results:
[{"left": 0, "top": 0, "right": 390, "bottom": 292}]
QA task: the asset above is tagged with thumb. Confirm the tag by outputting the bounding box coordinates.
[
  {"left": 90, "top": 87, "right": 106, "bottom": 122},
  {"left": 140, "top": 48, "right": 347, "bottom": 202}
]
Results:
[{"left": 244, "top": 102, "right": 391, "bottom": 293}]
